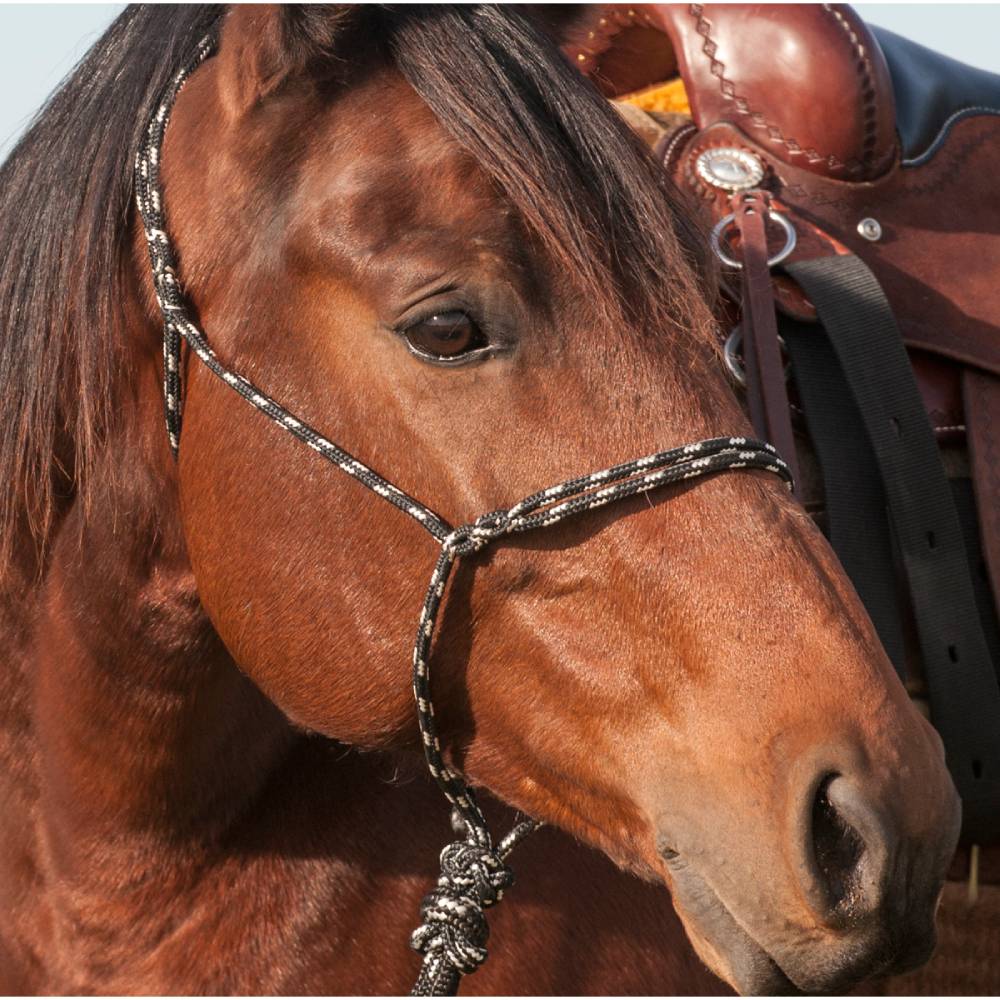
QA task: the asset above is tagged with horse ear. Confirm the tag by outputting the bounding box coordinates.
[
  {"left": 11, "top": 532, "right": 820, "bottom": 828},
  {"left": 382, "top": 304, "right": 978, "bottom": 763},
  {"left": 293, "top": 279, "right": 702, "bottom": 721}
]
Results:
[{"left": 215, "top": 3, "right": 356, "bottom": 119}]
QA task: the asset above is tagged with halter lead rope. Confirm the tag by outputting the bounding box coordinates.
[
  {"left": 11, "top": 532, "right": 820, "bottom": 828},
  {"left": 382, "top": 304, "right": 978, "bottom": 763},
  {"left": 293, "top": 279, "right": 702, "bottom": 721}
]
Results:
[{"left": 135, "top": 35, "right": 793, "bottom": 996}]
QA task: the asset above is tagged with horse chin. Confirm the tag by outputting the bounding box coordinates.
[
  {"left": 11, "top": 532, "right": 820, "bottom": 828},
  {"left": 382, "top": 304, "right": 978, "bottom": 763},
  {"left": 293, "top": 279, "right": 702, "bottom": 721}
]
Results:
[
  {"left": 661, "top": 853, "right": 934, "bottom": 997},
  {"left": 662, "top": 855, "right": 800, "bottom": 995}
]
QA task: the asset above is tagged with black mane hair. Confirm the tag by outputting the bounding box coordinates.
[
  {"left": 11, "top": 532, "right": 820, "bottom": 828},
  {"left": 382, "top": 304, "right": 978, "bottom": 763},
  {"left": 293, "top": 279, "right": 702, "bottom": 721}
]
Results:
[
  {"left": 0, "top": 3, "right": 716, "bottom": 572},
  {"left": 0, "top": 4, "right": 224, "bottom": 567}
]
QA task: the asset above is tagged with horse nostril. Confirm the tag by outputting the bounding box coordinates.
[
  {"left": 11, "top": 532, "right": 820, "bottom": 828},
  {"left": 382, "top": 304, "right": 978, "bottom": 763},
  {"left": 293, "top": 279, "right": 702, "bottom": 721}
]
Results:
[{"left": 810, "top": 775, "right": 867, "bottom": 912}]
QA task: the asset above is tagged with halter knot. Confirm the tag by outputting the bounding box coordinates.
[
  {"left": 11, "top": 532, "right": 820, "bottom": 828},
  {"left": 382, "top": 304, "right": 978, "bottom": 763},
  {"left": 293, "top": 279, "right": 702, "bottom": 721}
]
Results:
[
  {"left": 410, "top": 837, "right": 515, "bottom": 992},
  {"left": 444, "top": 510, "right": 511, "bottom": 556}
]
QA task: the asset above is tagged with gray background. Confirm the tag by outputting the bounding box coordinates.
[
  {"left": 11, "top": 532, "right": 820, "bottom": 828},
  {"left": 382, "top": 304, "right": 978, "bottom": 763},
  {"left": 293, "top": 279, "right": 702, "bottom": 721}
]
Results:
[{"left": 2, "top": 4, "right": 999, "bottom": 161}]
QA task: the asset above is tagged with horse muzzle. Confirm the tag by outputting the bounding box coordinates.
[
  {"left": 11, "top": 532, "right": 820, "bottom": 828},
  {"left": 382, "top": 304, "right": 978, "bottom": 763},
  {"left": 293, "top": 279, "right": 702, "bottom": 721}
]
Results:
[{"left": 656, "top": 755, "right": 961, "bottom": 994}]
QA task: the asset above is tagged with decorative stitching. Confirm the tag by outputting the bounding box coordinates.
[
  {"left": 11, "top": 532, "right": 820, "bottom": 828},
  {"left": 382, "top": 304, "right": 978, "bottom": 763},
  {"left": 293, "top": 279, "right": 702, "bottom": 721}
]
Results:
[
  {"left": 660, "top": 121, "right": 698, "bottom": 173},
  {"left": 823, "top": 4, "right": 890, "bottom": 176},
  {"left": 903, "top": 106, "right": 1000, "bottom": 167},
  {"left": 687, "top": 3, "right": 873, "bottom": 177}
]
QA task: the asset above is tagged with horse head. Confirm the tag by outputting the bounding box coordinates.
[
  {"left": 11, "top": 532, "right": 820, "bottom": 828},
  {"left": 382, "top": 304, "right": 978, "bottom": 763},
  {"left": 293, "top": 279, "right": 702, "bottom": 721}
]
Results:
[{"left": 2, "top": 5, "right": 960, "bottom": 994}]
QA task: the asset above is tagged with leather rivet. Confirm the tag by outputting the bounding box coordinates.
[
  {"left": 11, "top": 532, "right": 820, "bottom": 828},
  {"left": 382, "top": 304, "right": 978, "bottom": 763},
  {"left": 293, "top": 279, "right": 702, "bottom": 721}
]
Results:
[{"left": 857, "top": 217, "right": 882, "bottom": 241}]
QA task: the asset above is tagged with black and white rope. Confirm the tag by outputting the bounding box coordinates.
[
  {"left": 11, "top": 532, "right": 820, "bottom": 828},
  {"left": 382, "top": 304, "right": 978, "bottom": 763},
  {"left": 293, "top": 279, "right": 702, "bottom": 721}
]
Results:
[
  {"left": 410, "top": 817, "right": 536, "bottom": 996},
  {"left": 135, "top": 35, "right": 793, "bottom": 997},
  {"left": 410, "top": 436, "right": 793, "bottom": 836}
]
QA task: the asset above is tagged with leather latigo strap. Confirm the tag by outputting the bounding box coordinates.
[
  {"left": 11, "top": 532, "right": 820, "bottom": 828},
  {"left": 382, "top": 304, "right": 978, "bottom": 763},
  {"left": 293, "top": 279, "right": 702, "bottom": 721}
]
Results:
[{"left": 731, "top": 191, "right": 801, "bottom": 491}]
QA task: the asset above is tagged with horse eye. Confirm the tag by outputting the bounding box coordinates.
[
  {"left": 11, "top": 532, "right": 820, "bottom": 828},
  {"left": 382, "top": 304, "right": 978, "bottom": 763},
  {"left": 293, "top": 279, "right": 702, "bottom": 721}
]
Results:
[{"left": 402, "top": 311, "right": 486, "bottom": 362}]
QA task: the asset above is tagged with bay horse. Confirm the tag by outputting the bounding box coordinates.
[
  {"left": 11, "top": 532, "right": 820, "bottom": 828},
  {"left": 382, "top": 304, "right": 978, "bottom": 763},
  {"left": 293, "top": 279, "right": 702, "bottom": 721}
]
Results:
[{"left": 0, "top": 4, "right": 960, "bottom": 994}]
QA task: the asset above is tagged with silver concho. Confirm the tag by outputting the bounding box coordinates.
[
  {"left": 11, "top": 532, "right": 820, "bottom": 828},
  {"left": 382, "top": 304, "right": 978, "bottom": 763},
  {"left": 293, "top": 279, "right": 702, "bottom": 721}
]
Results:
[{"left": 695, "top": 147, "right": 765, "bottom": 192}]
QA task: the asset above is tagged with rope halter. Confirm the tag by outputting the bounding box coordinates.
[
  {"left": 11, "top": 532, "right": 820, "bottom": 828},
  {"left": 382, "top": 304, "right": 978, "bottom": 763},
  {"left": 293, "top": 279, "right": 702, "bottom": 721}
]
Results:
[{"left": 135, "top": 34, "right": 794, "bottom": 997}]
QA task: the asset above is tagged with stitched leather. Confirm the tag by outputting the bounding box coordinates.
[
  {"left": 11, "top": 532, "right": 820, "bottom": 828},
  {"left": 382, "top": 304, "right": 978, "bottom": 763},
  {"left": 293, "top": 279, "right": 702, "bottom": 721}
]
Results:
[
  {"left": 872, "top": 26, "right": 1000, "bottom": 165},
  {"left": 564, "top": 4, "right": 899, "bottom": 180}
]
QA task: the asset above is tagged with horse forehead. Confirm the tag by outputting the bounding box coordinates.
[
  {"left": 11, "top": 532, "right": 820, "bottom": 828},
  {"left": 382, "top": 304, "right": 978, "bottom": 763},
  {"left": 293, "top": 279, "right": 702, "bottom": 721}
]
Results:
[{"left": 302, "top": 85, "right": 515, "bottom": 253}]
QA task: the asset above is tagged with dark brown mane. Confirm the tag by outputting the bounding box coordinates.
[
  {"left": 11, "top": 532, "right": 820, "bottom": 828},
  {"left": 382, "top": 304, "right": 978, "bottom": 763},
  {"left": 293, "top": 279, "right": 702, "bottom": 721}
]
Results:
[
  {"left": 0, "top": 4, "right": 224, "bottom": 569},
  {"left": 0, "top": 3, "right": 716, "bottom": 572}
]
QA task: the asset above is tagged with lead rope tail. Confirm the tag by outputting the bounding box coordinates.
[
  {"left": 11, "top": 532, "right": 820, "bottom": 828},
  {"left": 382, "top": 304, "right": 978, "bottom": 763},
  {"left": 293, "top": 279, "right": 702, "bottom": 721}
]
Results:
[
  {"left": 409, "top": 813, "right": 538, "bottom": 996},
  {"left": 410, "top": 540, "right": 540, "bottom": 996}
]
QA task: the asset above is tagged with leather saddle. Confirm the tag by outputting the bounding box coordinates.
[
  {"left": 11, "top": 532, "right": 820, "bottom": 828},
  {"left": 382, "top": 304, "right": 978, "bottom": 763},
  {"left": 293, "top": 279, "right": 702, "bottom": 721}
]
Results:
[{"left": 564, "top": 4, "right": 1000, "bottom": 850}]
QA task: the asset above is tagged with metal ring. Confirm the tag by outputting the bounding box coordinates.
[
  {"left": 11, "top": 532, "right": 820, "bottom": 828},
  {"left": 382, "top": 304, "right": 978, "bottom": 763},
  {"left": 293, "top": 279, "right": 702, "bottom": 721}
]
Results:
[
  {"left": 723, "top": 327, "right": 790, "bottom": 388},
  {"left": 711, "top": 209, "right": 797, "bottom": 270}
]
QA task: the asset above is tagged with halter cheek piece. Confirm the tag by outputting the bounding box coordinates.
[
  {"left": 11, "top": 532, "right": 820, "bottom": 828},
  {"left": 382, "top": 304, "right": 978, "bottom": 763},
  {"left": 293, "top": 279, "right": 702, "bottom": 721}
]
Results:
[{"left": 136, "top": 36, "right": 793, "bottom": 997}]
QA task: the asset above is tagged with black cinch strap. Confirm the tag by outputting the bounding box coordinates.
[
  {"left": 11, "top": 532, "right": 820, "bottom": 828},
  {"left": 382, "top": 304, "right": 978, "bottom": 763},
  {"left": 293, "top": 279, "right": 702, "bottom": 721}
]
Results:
[
  {"left": 135, "top": 33, "right": 794, "bottom": 997},
  {"left": 782, "top": 318, "right": 907, "bottom": 673},
  {"left": 786, "top": 255, "right": 1000, "bottom": 840}
]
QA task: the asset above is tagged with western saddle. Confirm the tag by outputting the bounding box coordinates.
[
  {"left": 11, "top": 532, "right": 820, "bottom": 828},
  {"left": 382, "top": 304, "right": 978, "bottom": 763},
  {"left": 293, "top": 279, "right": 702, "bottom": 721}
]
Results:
[{"left": 564, "top": 4, "right": 1000, "bottom": 854}]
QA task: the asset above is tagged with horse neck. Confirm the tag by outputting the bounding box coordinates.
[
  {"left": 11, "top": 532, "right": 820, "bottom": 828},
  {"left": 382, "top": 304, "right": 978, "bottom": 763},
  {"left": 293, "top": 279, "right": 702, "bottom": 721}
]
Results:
[{"left": 2, "top": 277, "right": 295, "bottom": 892}]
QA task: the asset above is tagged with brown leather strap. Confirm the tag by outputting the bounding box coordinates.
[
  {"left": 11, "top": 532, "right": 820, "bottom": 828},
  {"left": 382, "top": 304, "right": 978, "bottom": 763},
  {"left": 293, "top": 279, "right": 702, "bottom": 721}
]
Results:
[
  {"left": 733, "top": 190, "right": 801, "bottom": 491},
  {"left": 965, "top": 368, "right": 1000, "bottom": 620}
]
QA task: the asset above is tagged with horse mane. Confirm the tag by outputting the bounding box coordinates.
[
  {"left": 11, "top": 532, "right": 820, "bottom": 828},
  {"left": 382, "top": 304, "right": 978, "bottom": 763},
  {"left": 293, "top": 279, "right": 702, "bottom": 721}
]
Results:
[
  {"left": 0, "top": 3, "right": 718, "bottom": 573},
  {"left": 0, "top": 4, "right": 225, "bottom": 568}
]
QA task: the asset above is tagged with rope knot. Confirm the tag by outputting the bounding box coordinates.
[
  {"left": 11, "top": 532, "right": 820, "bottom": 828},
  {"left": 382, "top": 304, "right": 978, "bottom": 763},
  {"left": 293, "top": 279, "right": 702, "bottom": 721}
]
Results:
[
  {"left": 410, "top": 837, "right": 514, "bottom": 982},
  {"left": 445, "top": 510, "right": 510, "bottom": 556}
]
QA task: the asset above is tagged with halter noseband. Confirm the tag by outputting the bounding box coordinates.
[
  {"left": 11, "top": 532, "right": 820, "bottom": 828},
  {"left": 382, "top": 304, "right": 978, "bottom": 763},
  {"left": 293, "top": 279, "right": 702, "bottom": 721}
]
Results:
[{"left": 135, "top": 36, "right": 793, "bottom": 996}]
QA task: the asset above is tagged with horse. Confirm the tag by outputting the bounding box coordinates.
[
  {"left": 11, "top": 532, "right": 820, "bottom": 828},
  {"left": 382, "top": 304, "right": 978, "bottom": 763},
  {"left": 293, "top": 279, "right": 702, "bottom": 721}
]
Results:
[{"left": 0, "top": 4, "right": 960, "bottom": 994}]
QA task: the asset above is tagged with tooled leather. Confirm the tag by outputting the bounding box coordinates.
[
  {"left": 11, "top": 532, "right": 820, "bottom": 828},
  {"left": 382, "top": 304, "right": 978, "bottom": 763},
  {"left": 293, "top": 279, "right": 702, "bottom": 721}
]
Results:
[
  {"left": 686, "top": 4, "right": 841, "bottom": 175},
  {"left": 569, "top": 5, "right": 898, "bottom": 180},
  {"left": 573, "top": 5, "right": 999, "bottom": 438},
  {"left": 675, "top": 117, "right": 1000, "bottom": 379},
  {"left": 681, "top": 3, "right": 896, "bottom": 179},
  {"left": 666, "top": 122, "right": 975, "bottom": 436}
]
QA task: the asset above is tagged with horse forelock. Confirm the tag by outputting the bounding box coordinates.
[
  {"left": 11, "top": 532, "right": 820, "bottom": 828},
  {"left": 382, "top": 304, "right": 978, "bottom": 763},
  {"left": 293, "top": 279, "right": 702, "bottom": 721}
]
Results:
[{"left": 386, "top": 5, "right": 719, "bottom": 339}]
